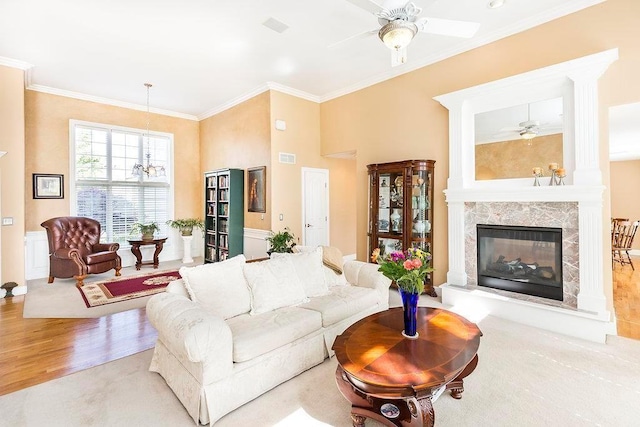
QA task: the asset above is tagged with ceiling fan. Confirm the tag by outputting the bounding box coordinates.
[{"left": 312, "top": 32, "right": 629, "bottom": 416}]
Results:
[
  {"left": 340, "top": 0, "right": 481, "bottom": 66},
  {"left": 496, "top": 104, "right": 544, "bottom": 141}
]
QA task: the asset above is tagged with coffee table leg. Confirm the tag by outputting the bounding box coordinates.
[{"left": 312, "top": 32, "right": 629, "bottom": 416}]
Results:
[
  {"left": 130, "top": 244, "right": 142, "bottom": 270},
  {"left": 446, "top": 354, "right": 479, "bottom": 399},
  {"left": 350, "top": 414, "right": 366, "bottom": 427}
]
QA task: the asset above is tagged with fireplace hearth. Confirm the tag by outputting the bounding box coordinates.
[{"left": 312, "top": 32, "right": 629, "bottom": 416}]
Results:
[{"left": 477, "top": 224, "right": 563, "bottom": 301}]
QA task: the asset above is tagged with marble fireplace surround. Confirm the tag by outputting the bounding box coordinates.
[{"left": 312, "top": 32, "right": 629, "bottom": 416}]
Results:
[{"left": 434, "top": 50, "right": 619, "bottom": 343}]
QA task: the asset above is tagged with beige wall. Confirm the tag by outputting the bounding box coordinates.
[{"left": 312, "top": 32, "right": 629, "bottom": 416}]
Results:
[
  {"left": 24, "top": 90, "right": 201, "bottom": 231},
  {"left": 0, "top": 65, "right": 25, "bottom": 285},
  {"left": 610, "top": 159, "right": 640, "bottom": 250},
  {"left": 199, "top": 91, "right": 271, "bottom": 230},
  {"left": 320, "top": 0, "right": 640, "bottom": 300},
  {"left": 476, "top": 134, "right": 563, "bottom": 180},
  {"left": 269, "top": 91, "right": 356, "bottom": 254}
]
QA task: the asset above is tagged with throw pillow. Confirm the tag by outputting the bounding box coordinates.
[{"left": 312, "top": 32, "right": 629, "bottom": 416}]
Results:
[
  {"left": 271, "top": 247, "right": 329, "bottom": 297},
  {"left": 293, "top": 245, "right": 349, "bottom": 287},
  {"left": 179, "top": 254, "right": 251, "bottom": 319},
  {"left": 243, "top": 257, "right": 309, "bottom": 315},
  {"left": 321, "top": 245, "right": 344, "bottom": 274}
]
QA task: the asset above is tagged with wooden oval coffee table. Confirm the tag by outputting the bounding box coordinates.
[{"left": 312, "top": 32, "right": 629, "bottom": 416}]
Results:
[{"left": 332, "top": 307, "right": 482, "bottom": 426}]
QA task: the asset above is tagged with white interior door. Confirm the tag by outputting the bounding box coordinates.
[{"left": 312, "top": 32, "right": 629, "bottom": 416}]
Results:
[{"left": 302, "top": 168, "right": 329, "bottom": 247}]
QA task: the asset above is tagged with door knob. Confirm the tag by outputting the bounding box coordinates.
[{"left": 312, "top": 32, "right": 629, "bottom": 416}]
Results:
[{"left": 306, "top": 224, "right": 312, "bottom": 228}]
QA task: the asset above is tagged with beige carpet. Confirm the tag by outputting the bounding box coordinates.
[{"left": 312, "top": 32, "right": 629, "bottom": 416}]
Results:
[
  {"left": 2, "top": 302, "right": 640, "bottom": 426},
  {"left": 23, "top": 258, "right": 200, "bottom": 318}
]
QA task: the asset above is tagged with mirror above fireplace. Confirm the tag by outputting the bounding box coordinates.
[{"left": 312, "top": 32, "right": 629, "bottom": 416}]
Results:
[{"left": 474, "top": 98, "right": 564, "bottom": 180}]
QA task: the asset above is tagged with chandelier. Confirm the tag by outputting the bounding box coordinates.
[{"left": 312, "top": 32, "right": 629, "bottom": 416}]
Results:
[{"left": 132, "top": 83, "right": 165, "bottom": 178}]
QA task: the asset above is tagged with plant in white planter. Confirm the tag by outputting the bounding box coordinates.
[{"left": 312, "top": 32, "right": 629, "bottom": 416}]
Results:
[{"left": 166, "top": 218, "right": 205, "bottom": 236}]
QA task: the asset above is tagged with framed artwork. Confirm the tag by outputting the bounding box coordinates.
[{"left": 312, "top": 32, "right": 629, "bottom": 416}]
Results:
[
  {"left": 247, "top": 166, "right": 266, "bottom": 213},
  {"left": 33, "top": 174, "right": 64, "bottom": 199}
]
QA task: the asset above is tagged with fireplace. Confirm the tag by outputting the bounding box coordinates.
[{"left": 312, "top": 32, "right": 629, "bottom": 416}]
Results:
[{"left": 476, "top": 224, "right": 563, "bottom": 301}]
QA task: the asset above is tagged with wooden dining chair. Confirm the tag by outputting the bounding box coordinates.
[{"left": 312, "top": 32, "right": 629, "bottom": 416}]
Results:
[{"left": 612, "top": 220, "right": 639, "bottom": 270}]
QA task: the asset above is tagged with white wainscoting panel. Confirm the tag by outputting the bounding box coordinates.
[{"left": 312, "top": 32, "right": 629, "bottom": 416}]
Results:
[
  {"left": 25, "top": 229, "right": 205, "bottom": 281},
  {"left": 244, "top": 228, "right": 270, "bottom": 260},
  {"left": 25, "top": 231, "right": 49, "bottom": 280}
]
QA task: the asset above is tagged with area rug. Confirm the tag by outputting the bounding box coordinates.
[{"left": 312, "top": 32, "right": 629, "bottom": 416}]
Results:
[
  {"left": 2, "top": 313, "right": 640, "bottom": 426},
  {"left": 78, "top": 270, "right": 181, "bottom": 307}
]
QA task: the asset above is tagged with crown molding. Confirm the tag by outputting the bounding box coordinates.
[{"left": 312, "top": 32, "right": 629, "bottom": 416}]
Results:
[
  {"left": 319, "top": 0, "right": 605, "bottom": 103},
  {"left": 197, "top": 82, "right": 320, "bottom": 120},
  {"left": 0, "top": 55, "right": 33, "bottom": 71},
  {"left": 27, "top": 84, "right": 198, "bottom": 121},
  {"left": 266, "top": 82, "right": 320, "bottom": 103}
]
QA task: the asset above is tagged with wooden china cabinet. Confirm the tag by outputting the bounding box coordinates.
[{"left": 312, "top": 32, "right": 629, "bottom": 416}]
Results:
[{"left": 367, "top": 160, "right": 436, "bottom": 296}]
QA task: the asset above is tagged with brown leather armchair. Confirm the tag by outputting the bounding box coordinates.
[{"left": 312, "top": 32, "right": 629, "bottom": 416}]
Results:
[{"left": 41, "top": 216, "right": 122, "bottom": 287}]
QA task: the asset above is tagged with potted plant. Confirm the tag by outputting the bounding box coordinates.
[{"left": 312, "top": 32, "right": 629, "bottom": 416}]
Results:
[
  {"left": 166, "top": 218, "right": 205, "bottom": 236},
  {"left": 130, "top": 222, "right": 160, "bottom": 241},
  {"left": 266, "top": 228, "right": 296, "bottom": 255}
]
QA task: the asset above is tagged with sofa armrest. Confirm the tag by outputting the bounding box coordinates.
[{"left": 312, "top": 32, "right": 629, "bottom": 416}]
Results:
[
  {"left": 146, "top": 293, "right": 233, "bottom": 381},
  {"left": 343, "top": 260, "right": 391, "bottom": 309}
]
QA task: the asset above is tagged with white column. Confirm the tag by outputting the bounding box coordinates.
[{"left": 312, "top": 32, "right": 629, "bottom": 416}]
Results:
[
  {"left": 576, "top": 199, "right": 608, "bottom": 315},
  {"left": 181, "top": 235, "right": 194, "bottom": 264},
  {"left": 446, "top": 197, "right": 467, "bottom": 286}
]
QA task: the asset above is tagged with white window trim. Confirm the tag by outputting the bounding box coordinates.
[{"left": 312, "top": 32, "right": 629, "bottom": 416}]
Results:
[{"left": 69, "top": 119, "right": 175, "bottom": 245}]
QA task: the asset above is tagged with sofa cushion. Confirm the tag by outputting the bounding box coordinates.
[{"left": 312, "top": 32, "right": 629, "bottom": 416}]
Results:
[
  {"left": 270, "top": 247, "right": 329, "bottom": 298},
  {"left": 179, "top": 255, "right": 251, "bottom": 320},
  {"left": 299, "top": 285, "right": 379, "bottom": 327},
  {"left": 226, "top": 307, "right": 322, "bottom": 362},
  {"left": 243, "top": 257, "right": 309, "bottom": 315}
]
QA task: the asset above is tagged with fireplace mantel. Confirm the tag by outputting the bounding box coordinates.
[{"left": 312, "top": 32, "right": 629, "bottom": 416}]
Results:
[{"left": 434, "top": 50, "right": 618, "bottom": 343}]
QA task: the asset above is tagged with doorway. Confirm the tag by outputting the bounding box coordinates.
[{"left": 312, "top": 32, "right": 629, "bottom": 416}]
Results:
[{"left": 301, "top": 168, "right": 329, "bottom": 247}]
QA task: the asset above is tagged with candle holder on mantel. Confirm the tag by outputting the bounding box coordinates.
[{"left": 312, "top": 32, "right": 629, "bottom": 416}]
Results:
[
  {"left": 548, "top": 163, "right": 559, "bottom": 186},
  {"left": 532, "top": 167, "right": 543, "bottom": 186},
  {"left": 555, "top": 168, "right": 566, "bottom": 185}
]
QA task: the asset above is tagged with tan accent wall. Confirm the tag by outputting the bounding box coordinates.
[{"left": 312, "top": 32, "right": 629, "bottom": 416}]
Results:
[
  {"left": 24, "top": 90, "right": 201, "bottom": 232},
  {"left": 0, "top": 66, "right": 25, "bottom": 285},
  {"left": 199, "top": 91, "right": 271, "bottom": 230},
  {"left": 610, "top": 159, "right": 640, "bottom": 250},
  {"left": 269, "top": 91, "right": 356, "bottom": 255},
  {"left": 476, "top": 134, "right": 563, "bottom": 180},
  {"left": 320, "top": 0, "right": 640, "bottom": 302}
]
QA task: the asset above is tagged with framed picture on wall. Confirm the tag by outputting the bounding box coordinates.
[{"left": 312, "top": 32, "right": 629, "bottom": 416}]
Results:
[
  {"left": 33, "top": 173, "right": 64, "bottom": 199},
  {"left": 247, "top": 166, "right": 266, "bottom": 213}
]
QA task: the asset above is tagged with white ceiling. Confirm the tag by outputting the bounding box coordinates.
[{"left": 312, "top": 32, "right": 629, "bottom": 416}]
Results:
[{"left": 0, "top": 0, "right": 602, "bottom": 119}]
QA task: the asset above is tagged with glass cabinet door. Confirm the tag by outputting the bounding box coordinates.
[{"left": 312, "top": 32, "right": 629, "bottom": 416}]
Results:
[{"left": 409, "top": 168, "right": 431, "bottom": 252}]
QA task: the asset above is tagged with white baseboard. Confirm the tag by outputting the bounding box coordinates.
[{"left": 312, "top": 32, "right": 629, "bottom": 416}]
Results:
[{"left": 630, "top": 249, "right": 640, "bottom": 256}]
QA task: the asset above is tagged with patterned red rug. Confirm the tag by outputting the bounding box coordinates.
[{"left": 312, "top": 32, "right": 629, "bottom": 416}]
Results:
[{"left": 78, "top": 270, "right": 181, "bottom": 307}]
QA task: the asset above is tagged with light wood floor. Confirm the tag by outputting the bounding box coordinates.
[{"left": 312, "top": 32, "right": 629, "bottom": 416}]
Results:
[
  {"left": 612, "top": 256, "right": 640, "bottom": 340},
  {"left": 1, "top": 258, "right": 638, "bottom": 397}
]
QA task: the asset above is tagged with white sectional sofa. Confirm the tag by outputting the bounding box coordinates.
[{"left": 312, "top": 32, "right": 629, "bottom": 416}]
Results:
[{"left": 146, "top": 248, "right": 391, "bottom": 425}]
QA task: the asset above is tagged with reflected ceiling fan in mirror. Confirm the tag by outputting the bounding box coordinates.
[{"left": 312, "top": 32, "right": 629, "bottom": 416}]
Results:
[
  {"left": 496, "top": 104, "right": 543, "bottom": 141},
  {"left": 340, "top": 0, "right": 481, "bottom": 66}
]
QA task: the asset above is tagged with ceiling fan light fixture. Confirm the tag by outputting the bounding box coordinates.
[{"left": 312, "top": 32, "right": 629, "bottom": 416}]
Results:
[
  {"left": 520, "top": 128, "right": 537, "bottom": 140},
  {"left": 378, "top": 20, "right": 417, "bottom": 51}
]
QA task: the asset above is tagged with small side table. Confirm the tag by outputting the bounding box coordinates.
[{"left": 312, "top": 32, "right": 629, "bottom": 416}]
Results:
[{"left": 127, "top": 237, "right": 168, "bottom": 270}]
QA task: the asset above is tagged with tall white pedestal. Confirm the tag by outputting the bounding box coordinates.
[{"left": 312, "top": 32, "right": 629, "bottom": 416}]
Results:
[{"left": 181, "top": 235, "right": 194, "bottom": 264}]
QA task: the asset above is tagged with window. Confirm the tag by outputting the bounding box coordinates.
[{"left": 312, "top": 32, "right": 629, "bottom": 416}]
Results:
[{"left": 71, "top": 121, "right": 173, "bottom": 245}]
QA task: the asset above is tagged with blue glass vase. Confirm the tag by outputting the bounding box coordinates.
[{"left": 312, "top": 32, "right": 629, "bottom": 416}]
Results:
[{"left": 399, "top": 288, "right": 419, "bottom": 339}]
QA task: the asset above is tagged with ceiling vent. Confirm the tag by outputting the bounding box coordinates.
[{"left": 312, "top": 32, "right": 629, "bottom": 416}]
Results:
[
  {"left": 279, "top": 152, "right": 296, "bottom": 164},
  {"left": 262, "top": 18, "right": 289, "bottom": 34}
]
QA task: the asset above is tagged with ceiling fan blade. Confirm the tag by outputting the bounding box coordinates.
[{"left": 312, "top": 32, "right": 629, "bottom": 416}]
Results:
[
  {"left": 499, "top": 126, "right": 524, "bottom": 132},
  {"left": 417, "top": 17, "right": 480, "bottom": 38},
  {"left": 345, "top": 0, "right": 384, "bottom": 14},
  {"left": 327, "top": 29, "right": 377, "bottom": 50}
]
